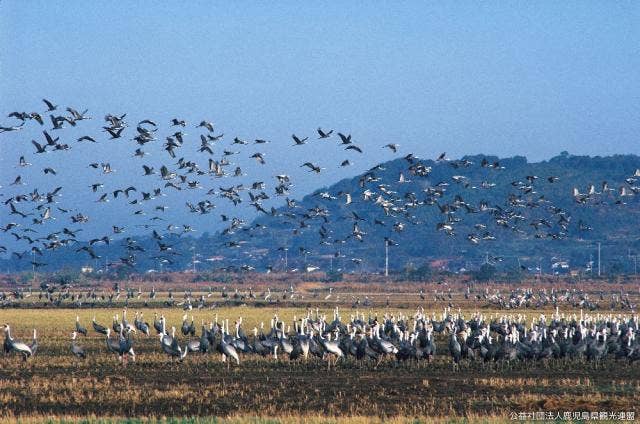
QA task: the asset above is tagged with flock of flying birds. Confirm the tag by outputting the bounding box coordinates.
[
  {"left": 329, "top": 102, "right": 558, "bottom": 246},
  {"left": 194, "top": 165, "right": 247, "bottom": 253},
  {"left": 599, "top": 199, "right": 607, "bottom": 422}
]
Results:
[{"left": 1, "top": 98, "right": 640, "bottom": 272}]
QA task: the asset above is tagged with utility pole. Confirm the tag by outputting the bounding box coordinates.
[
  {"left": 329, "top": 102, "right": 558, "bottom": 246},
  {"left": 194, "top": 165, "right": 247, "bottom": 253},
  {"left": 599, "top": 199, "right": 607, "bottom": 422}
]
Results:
[
  {"left": 627, "top": 249, "right": 637, "bottom": 276},
  {"left": 384, "top": 240, "right": 389, "bottom": 277},
  {"left": 31, "top": 250, "right": 36, "bottom": 287},
  {"left": 538, "top": 258, "right": 542, "bottom": 277},
  {"left": 284, "top": 248, "right": 288, "bottom": 272},
  {"left": 190, "top": 246, "right": 200, "bottom": 274},
  {"left": 597, "top": 242, "right": 601, "bottom": 277}
]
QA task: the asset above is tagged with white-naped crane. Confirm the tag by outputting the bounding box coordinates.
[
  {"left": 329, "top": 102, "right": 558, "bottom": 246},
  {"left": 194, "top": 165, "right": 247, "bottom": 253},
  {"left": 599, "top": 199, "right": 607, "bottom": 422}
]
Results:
[
  {"left": 159, "top": 318, "right": 187, "bottom": 362},
  {"left": 232, "top": 318, "right": 251, "bottom": 353},
  {"left": 449, "top": 328, "right": 462, "bottom": 371},
  {"left": 122, "top": 309, "right": 136, "bottom": 333},
  {"left": 159, "top": 329, "right": 187, "bottom": 362},
  {"left": 369, "top": 322, "right": 398, "bottom": 367},
  {"left": 218, "top": 319, "right": 239, "bottom": 367},
  {"left": 290, "top": 318, "right": 311, "bottom": 361},
  {"left": 106, "top": 327, "right": 134, "bottom": 366},
  {"left": 118, "top": 327, "right": 135, "bottom": 366},
  {"left": 318, "top": 329, "right": 343, "bottom": 370},
  {"left": 29, "top": 329, "right": 38, "bottom": 355},
  {"left": 186, "top": 321, "right": 210, "bottom": 354},
  {"left": 276, "top": 320, "right": 293, "bottom": 358},
  {"left": 2, "top": 324, "right": 33, "bottom": 361}
]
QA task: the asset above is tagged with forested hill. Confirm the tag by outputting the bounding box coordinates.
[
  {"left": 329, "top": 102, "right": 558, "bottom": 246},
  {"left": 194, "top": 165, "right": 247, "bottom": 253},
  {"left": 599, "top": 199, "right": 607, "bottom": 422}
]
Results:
[
  {"left": 3, "top": 153, "right": 640, "bottom": 275},
  {"left": 217, "top": 153, "right": 640, "bottom": 274}
]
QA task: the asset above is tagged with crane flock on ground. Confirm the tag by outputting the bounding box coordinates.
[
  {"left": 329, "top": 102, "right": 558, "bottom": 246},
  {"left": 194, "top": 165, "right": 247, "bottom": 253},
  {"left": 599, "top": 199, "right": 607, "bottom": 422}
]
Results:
[
  {"left": 2, "top": 99, "right": 640, "bottom": 272},
  {"left": 1, "top": 282, "right": 638, "bottom": 311},
  {"left": 2, "top": 307, "right": 639, "bottom": 369}
]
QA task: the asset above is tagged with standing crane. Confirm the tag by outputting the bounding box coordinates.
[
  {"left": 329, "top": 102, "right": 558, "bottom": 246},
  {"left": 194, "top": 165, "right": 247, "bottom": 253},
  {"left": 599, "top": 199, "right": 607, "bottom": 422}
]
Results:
[
  {"left": 70, "top": 331, "right": 86, "bottom": 359},
  {"left": 76, "top": 316, "right": 88, "bottom": 336},
  {"left": 2, "top": 324, "right": 33, "bottom": 361}
]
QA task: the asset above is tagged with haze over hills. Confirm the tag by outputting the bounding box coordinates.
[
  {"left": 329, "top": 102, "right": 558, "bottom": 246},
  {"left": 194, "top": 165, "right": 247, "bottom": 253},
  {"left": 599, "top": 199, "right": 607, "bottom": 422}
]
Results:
[{"left": 3, "top": 152, "right": 640, "bottom": 276}]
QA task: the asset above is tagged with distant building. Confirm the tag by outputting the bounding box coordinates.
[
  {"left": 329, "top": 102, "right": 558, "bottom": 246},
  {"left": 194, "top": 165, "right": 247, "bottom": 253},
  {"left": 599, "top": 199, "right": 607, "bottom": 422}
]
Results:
[
  {"left": 80, "top": 266, "right": 93, "bottom": 274},
  {"left": 551, "top": 260, "right": 570, "bottom": 275}
]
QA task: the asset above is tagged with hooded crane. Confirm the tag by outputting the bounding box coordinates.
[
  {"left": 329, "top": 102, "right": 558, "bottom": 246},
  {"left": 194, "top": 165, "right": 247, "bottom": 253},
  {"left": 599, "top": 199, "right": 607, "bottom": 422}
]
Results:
[
  {"left": 134, "top": 312, "right": 150, "bottom": 336},
  {"left": 75, "top": 315, "right": 87, "bottom": 336},
  {"left": 153, "top": 313, "right": 164, "bottom": 334},
  {"left": 93, "top": 316, "right": 108, "bottom": 335},
  {"left": 70, "top": 331, "right": 86, "bottom": 359}
]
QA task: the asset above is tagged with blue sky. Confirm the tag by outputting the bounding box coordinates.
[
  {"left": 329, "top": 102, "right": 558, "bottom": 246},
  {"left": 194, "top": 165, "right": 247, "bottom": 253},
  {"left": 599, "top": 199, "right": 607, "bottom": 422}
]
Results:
[
  {"left": 3, "top": 2, "right": 639, "bottom": 160},
  {"left": 1, "top": 2, "right": 640, "bottom": 251}
]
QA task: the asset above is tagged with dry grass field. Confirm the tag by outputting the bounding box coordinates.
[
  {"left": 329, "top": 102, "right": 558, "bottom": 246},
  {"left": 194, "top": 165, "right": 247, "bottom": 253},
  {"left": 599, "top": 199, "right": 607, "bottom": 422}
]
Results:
[{"left": 0, "top": 279, "right": 638, "bottom": 423}]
